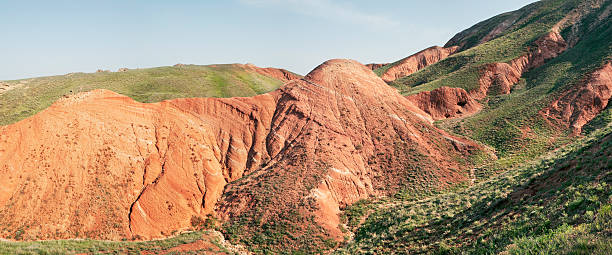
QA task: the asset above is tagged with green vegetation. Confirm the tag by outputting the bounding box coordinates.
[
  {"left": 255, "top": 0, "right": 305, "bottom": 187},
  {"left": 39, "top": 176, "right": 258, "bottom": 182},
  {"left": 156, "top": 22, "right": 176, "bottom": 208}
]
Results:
[
  {"left": 0, "top": 64, "right": 292, "bottom": 125},
  {"left": 339, "top": 1, "right": 612, "bottom": 254},
  {"left": 377, "top": 0, "right": 612, "bottom": 168},
  {"left": 0, "top": 230, "right": 231, "bottom": 254},
  {"left": 221, "top": 160, "right": 337, "bottom": 254},
  {"left": 337, "top": 125, "right": 612, "bottom": 254},
  {"left": 388, "top": 4, "right": 557, "bottom": 95},
  {"left": 340, "top": 200, "right": 375, "bottom": 230},
  {"left": 1, "top": 0, "right": 611, "bottom": 254},
  {"left": 453, "top": 2, "right": 611, "bottom": 161}
]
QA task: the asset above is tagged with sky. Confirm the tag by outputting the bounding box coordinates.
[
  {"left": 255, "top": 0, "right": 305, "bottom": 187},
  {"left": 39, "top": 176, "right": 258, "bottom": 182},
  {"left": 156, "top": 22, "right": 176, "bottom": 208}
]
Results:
[{"left": 0, "top": 0, "right": 538, "bottom": 80}]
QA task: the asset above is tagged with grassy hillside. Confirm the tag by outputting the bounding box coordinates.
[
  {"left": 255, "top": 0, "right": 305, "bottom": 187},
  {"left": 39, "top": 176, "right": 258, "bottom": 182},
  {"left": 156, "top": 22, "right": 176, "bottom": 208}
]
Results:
[
  {"left": 0, "top": 0, "right": 610, "bottom": 254},
  {"left": 453, "top": 12, "right": 611, "bottom": 157},
  {"left": 0, "top": 64, "right": 295, "bottom": 125},
  {"left": 0, "top": 230, "right": 234, "bottom": 254},
  {"left": 338, "top": 0, "right": 612, "bottom": 254},
  {"left": 387, "top": 0, "right": 584, "bottom": 95},
  {"left": 337, "top": 124, "right": 612, "bottom": 254},
  {"left": 377, "top": 0, "right": 611, "bottom": 164}
]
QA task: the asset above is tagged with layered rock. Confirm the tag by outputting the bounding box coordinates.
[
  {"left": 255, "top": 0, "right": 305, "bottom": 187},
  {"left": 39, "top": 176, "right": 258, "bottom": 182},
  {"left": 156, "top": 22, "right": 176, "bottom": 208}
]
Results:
[
  {"left": 474, "top": 31, "right": 568, "bottom": 99},
  {"left": 365, "top": 63, "right": 388, "bottom": 70},
  {"left": 216, "top": 60, "right": 488, "bottom": 245},
  {"left": 0, "top": 59, "right": 487, "bottom": 243},
  {"left": 380, "top": 46, "right": 459, "bottom": 83},
  {"left": 399, "top": 31, "right": 567, "bottom": 122},
  {"left": 0, "top": 90, "right": 279, "bottom": 240},
  {"left": 542, "top": 62, "right": 612, "bottom": 134},
  {"left": 406, "top": 87, "right": 481, "bottom": 120}
]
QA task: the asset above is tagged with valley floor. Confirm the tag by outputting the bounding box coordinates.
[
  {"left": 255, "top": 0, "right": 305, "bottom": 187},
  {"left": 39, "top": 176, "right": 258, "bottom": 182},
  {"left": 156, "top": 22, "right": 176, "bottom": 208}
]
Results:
[{"left": 0, "top": 230, "right": 244, "bottom": 255}]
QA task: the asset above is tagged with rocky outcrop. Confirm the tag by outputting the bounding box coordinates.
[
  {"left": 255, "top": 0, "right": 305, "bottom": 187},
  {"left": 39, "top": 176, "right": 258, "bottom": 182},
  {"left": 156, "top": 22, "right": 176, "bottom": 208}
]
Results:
[
  {"left": 0, "top": 59, "right": 488, "bottom": 243},
  {"left": 401, "top": 32, "right": 567, "bottom": 121},
  {"left": 475, "top": 61, "right": 524, "bottom": 99},
  {"left": 406, "top": 87, "right": 481, "bottom": 120},
  {"left": 365, "top": 63, "right": 388, "bottom": 70},
  {"left": 473, "top": 31, "right": 567, "bottom": 99},
  {"left": 216, "top": 60, "right": 488, "bottom": 246},
  {"left": 0, "top": 89, "right": 279, "bottom": 240},
  {"left": 542, "top": 62, "right": 612, "bottom": 134},
  {"left": 380, "top": 46, "right": 459, "bottom": 83}
]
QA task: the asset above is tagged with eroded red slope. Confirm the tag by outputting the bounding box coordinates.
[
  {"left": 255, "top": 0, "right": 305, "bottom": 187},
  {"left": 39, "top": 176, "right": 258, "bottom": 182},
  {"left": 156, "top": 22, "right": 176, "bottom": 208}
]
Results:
[
  {"left": 215, "top": 60, "right": 490, "bottom": 246},
  {"left": 380, "top": 46, "right": 459, "bottom": 83},
  {"left": 542, "top": 62, "right": 612, "bottom": 134},
  {"left": 0, "top": 59, "right": 488, "bottom": 242}
]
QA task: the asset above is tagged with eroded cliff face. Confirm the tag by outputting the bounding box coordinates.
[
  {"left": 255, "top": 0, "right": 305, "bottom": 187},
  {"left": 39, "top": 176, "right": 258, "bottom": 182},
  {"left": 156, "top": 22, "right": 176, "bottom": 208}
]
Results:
[
  {"left": 365, "top": 63, "right": 388, "bottom": 70},
  {"left": 406, "top": 87, "right": 481, "bottom": 120},
  {"left": 405, "top": 31, "right": 568, "bottom": 123},
  {"left": 215, "top": 60, "right": 488, "bottom": 243},
  {"left": 380, "top": 46, "right": 459, "bottom": 83},
  {"left": 542, "top": 62, "right": 612, "bottom": 134},
  {"left": 0, "top": 89, "right": 280, "bottom": 240},
  {"left": 0, "top": 59, "right": 488, "bottom": 242},
  {"left": 474, "top": 31, "right": 568, "bottom": 99}
]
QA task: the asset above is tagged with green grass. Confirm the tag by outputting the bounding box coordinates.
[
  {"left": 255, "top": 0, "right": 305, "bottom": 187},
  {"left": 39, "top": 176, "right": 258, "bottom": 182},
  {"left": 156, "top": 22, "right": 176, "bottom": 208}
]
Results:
[
  {"left": 336, "top": 125, "right": 612, "bottom": 254},
  {"left": 384, "top": 0, "right": 612, "bottom": 171},
  {"left": 0, "top": 230, "right": 231, "bottom": 255},
  {"left": 0, "top": 64, "right": 293, "bottom": 125},
  {"left": 507, "top": 222, "right": 612, "bottom": 255},
  {"left": 453, "top": 8, "right": 612, "bottom": 160},
  {"left": 2, "top": 1, "right": 611, "bottom": 254},
  {"left": 334, "top": 3, "right": 612, "bottom": 252},
  {"left": 388, "top": 0, "right": 565, "bottom": 95},
  {"left": 390, "top": 22, "right": 550, "bottom": 95},
  {"left": 340, "top": 200, "right": 375, "bottom": 230}
]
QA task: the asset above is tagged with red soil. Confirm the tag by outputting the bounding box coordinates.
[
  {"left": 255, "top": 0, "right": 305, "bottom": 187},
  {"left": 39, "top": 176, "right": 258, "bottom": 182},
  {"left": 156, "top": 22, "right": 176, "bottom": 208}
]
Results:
[
  {"left": 473, "top": 31, "right": 567, "bottom": 99},
  {"left": 0, "top": 59, "right": 488, "bottom": 243},
  {"left": 380, "top": 46, "right": 459, "bottom": 83},
  {"left": 215, "top": 60, "right": 488, "bottom": 242},
  {"left": 542, "top": 62, "right": 612, "bottom": 134},
  {"left": 406, "top": 87, "right": 482, "bottom": 120},
  {"left": 411, "top": 31, "right": 568, "bottom": 121},
  {"left": 365, "top": 63, "right": 389, "bottom": 70}
]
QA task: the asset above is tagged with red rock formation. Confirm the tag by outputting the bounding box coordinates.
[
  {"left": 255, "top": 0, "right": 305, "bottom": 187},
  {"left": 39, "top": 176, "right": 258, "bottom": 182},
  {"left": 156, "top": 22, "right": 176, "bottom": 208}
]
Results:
[
  {"left": 474, "top": 31, "right": 567, "bottom": 99},
  {"left": 365, "top": 63, "right": 389, "bottom": 70},
  {"left": 216, "top": 60, "right": 489, "bottom": 244},
  {"left": 0, "top": 59, "right": 488, "bottom": 243},
  {"left": 542, "top": 62, "right": 612, "bottom": 134},
  {"left": 380, "top": 46, "right": 459, "bottom": 83},
  {"left": 406, "top": 87, "right": 481, "bottom": 120},
  {"left": 0, "top": 89, "right": 278, "bottom": 240},
  {"left": 475, "top": 61, "right": 524, "bottom": 99}
]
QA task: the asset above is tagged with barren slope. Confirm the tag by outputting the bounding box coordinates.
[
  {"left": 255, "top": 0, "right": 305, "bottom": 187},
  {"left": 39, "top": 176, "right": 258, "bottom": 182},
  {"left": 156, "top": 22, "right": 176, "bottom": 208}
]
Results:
[
  {"left": 375, "top": 46, "right": 459, "bottom": 83},
  {"left": 0, "top": 60, "right": 488, "bottom": 253}
]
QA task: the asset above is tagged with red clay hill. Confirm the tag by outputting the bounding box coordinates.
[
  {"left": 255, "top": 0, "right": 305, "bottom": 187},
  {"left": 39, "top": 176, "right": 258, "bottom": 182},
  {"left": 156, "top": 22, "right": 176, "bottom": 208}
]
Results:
[
  {"left": 0, "top": 59, "right": 490, "bottom": 243},
  {"left": 379, "top": 46, "right": 459, "bottom": 83}
]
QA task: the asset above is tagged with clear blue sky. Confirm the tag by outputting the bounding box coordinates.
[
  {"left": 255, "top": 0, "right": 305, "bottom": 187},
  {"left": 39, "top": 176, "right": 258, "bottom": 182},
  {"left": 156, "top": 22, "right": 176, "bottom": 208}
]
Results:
[{"left": 0, "top": 0, "right": 538, "bottom": 80}]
